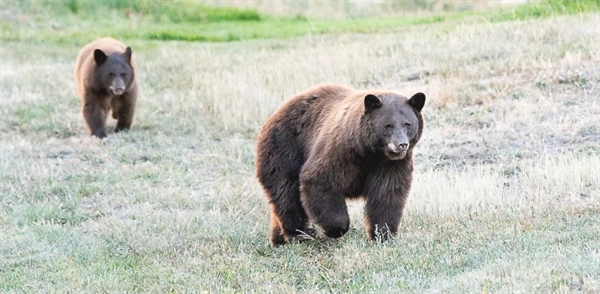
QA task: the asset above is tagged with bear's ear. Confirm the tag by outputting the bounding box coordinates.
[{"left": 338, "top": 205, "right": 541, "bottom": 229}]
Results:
[
  {"left": 408, "top": 92, "right": 426, "bottom": 112},
  {"left": 364, "top": 94, "right": 383, "bottom": 113},
  {"left": 94, "top": 49, "right": 107, "bottom": 65},
  {"left": 123, "top": 47, "right": 132, "bottom": 64}
]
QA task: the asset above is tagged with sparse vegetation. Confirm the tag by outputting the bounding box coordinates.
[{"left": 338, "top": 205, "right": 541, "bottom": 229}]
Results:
[{"left": 1, "top": 0, "right": 599, "bottom": 292}]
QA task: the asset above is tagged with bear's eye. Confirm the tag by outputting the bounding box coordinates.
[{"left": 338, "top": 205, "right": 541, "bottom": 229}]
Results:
[
  {"left": 385, "top": 124, "right": 394, "bottom": 130},
  {"left": 120, "top": 73, "right": 126, "bottom": 77},
  {"left": 403, "top": 123, "right": 411, "bottom": 128},
  {"left": 108, "top": 73, "right": 115, "bottom": 77}
]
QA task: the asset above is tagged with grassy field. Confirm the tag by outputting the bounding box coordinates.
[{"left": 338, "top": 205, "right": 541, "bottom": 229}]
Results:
[{"left": 1, "top": 0, "right": 600, "bottom": 292}]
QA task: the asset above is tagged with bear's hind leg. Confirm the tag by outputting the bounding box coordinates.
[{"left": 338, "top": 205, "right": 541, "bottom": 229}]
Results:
[
  {"left": 265, "top": 180, "right": 312, "bottom": 244},
  {"left": 269, "top": 215, "right": 286, "bottom": 246}
]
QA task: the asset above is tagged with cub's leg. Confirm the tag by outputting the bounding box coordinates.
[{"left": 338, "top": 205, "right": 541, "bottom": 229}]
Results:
[
  {"left": 300, "top": 182, "right": 350, "bottom": 238},
  {"left": 82, "top": 94, "right": 109, "bottom": 138},
  {"left": 111, "top": 93, "right": 136, "bottom": 132}
]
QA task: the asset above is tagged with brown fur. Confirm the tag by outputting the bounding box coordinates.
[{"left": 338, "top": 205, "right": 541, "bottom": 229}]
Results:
[
  {"left": 256, "top": 84, "right": 426, "bottom": 246},
  {"left": 75, "top": 37, "right": 138, "bottom": 138}
]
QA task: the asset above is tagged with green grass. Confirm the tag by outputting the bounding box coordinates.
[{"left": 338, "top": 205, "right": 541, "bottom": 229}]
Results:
[
  {"left": 2, "top": 9, "right": 449, "bottom": 44},
  {"left": 3, "top": 0, "right": 599, "bottom": 44},
  {"left": 496, "top": 0, "right": 600, "bottom": 21},
  {"left": 1, "top": 0, "right": 599, "bottom": 292},
  {"left": 2, "top": 195, "right": 599, "bottom": 292},
  {"left": 16, "top": 0, "right": 262, "bottom": 22}
]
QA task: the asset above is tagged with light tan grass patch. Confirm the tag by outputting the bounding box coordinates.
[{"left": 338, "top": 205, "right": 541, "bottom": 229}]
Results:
[{"left": 409, "top": 154, "right": 600, "bottom": 217}]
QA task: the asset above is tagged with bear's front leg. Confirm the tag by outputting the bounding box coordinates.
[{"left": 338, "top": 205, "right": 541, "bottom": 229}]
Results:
[
  {"left": 363, "top": 162, "right": 412, "bottom": 242},
  {"left": 300, "top": 181, "right": 350, "bottom": 239},
  {"left": 112, "top": 93, "right": 136, "bottom": 133},
  {"left": 83, "top": 96, "right": 109, "bottom": 138},
  {"left": 364, "top": 194, "right": 407, "bottom": 242}
]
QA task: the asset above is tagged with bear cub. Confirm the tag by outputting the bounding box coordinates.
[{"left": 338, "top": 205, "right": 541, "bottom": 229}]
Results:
[
  {"left": 256, "top": 84, "right": 425, "bottom": 246},
  {"left": 75, "top": 37, "right": 138, "bottom": 138}
]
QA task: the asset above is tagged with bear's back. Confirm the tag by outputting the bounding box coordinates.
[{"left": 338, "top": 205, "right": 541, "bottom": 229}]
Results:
[
  {"left": 258, "top": 84, "right": 355, "bottom": 155},
  {"left": 256, "top": 84, "right": 358, "bottom": 180}
]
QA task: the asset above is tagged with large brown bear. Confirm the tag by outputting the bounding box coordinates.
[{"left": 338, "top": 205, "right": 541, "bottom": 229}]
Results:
[
  {"left": 75, "top": 37, "right": 138, "bottom": 138},
  {"left": 256, "top": 84, "right": 425, "bottom": 246}
]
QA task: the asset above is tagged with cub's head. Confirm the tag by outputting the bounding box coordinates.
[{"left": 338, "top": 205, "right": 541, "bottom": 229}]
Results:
[
  {"left": 362, "top": 92, "right": 425, "bottom": 160},
  {"left": 93, "top": 47, "right": 134, "bottom": 96}
]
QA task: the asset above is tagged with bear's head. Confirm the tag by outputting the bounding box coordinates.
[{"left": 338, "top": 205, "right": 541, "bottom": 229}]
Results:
[
  {"left": 93, "top": 47, "right": 134, "bottom": 96},
  {"left": 362, "top": 92, "right": 425, "bottom": 160}
]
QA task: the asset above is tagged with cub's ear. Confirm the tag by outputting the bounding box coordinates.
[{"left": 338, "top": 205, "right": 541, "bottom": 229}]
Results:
[
  {"left": 123, "top": 47, "right": 132, "bottom": 64},
  {"left": 408, "top": 92, "right": 426, "bottom": 111},
  {"left": 94, "top": 49, "right": 107, "bottom": 65},
  {"left": 364, "top": 94, "right": 383, "bottom": 113}
]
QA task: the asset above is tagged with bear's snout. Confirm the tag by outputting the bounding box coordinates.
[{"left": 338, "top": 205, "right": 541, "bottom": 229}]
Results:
[
  {"left": 110, "top": 85, "right": 126, "bottom": 96},
  {"left": 387, "top": 142, "right": 409, "bottom": 153},
  {"left": 386, "top": 142, "right": 409, "bottom": 160},
  {"left": 109, "top": 77, "right": 127, "bottom": 96}
]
